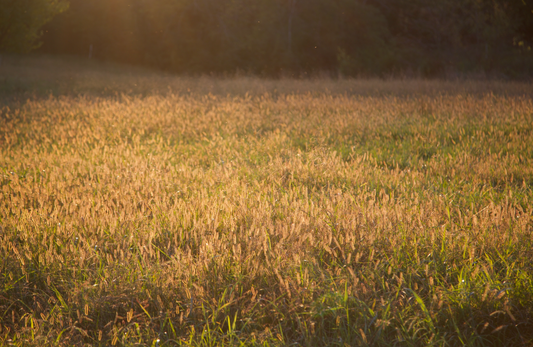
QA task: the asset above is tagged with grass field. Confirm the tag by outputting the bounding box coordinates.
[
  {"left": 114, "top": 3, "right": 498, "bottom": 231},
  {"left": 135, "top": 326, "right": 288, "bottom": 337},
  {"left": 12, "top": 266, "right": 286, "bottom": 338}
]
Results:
[{"left": 1, "top": 55, "right": 533, "bottom": 346}]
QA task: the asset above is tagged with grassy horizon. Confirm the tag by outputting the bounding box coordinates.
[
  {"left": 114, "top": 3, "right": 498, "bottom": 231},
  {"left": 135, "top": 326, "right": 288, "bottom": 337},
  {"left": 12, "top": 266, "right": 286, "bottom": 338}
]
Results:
[{"left": 1, "top": 56, "right": 532, "bottom": 346}]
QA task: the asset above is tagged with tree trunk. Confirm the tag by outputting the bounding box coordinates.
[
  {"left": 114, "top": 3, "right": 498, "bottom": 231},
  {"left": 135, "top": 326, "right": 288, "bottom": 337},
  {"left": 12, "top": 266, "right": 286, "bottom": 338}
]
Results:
[{"left": 288, "top": 0, "right": 297, "bottom": 54}]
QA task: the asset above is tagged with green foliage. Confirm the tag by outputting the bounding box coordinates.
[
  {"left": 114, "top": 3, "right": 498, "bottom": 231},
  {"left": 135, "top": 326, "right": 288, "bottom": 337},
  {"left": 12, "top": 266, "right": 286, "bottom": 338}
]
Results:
[
  {"left": 367, "top": 0, "right": 522, "bottom": 75},
  {"left": 37, "top": 0, "right": 533, "bottom": 76},
  {"left": 0, "top": 0, "right": 68, "bottom": 53}
]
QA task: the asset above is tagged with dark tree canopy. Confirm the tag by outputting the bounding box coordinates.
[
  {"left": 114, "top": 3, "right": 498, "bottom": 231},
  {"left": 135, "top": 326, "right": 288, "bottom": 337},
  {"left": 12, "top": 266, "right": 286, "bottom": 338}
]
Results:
[
  {"left": 0, "top": 0, "right": 68, "bottom": 53},
  {"left": 29, "top": 0, "right": 533, "bottom": 76}
]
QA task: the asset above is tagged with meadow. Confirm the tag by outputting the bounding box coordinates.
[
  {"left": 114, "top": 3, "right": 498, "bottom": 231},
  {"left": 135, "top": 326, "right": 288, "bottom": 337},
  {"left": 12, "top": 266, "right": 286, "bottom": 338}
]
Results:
[{"left": 1, "top": 55, "right": 532, "bottom": 346}]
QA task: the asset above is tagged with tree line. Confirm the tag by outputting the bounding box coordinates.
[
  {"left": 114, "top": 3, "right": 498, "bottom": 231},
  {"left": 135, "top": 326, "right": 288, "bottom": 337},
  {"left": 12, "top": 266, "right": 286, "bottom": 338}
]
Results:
[{"left": 2, "top": 0, "right": 533, "bottom": 76}]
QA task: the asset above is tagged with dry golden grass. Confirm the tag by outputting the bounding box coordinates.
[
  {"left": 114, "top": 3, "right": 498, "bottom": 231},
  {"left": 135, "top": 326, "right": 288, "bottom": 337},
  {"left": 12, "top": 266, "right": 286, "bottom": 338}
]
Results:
[{"left": 0, "top": 56, "right": 532, "bottom": 346}]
